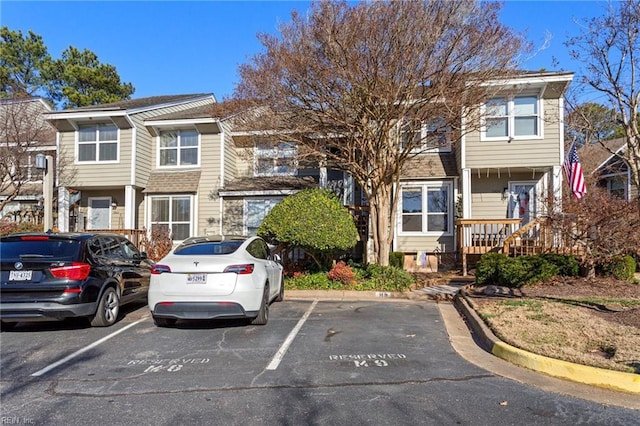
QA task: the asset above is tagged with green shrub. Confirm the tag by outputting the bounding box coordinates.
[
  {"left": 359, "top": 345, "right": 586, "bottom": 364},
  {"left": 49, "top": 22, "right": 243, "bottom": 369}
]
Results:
[
  {"left": 538, "top": 253, "right": 579, "bottom": 277},
  {"left": 286, "top": 272, "right": 338, "bottom": 290},
  {"left": 477, "top": 253, "right": 558, "bottom": 288},
  {"left": 605, "top": 255, "right": 637, "bottom": 282},
  {"left": 475, "top": 253, "right": 509, "bottom": 285},
  {"left": 363, "top": 264, "right": 415, "bottom": 292},
  {"left": 258, "top": 189, "right": 359, "bottom": 269},
  {"left": 389, "top": 252, "right": 404, "bottom": 269}
]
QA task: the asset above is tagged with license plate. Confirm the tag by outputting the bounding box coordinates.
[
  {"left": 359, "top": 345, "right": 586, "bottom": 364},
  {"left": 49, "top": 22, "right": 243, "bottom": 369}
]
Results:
[
  {"left": 186, "top": 273, "right": 207, "bottom": 284},
  {"left": 9, "top": 270, "right": 33, "bottom": 281}
]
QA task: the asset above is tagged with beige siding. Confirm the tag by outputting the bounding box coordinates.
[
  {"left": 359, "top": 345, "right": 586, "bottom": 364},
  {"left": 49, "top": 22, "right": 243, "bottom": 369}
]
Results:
[
  {"left": 78, "top": 189, "right": 125, "bottom": 230},
  {"left": 395, "top": 235, "right": 455, "bottom": 253},
  {"left": 234, "top": 147, "right": 255, "bottom": 178},
  {"left": 222, "top": 199, "right": 244, "bottom": 235},
  {"left": 470, "top": 172, "right": 544, "bottom": 219},
  {"left": 58, "top": 128, "right": 133, "bottom": 187},
  {"left": 465, "top": 98, "right": 562, "bottom": 169},
  {"left": 129, "top": 98, "right": 214, "bottom": 188},
  {"left": 221, "top": 122, "right": 237, "bottom": 183},
  {"left": 196, "top": 132, "right": 223, "bottom": 235}
]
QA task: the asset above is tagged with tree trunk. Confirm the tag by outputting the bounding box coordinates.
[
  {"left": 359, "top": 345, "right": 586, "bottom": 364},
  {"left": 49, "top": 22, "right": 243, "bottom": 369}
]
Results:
[{"left": 368, "top": 184, "right": 392, "bottom": 266}]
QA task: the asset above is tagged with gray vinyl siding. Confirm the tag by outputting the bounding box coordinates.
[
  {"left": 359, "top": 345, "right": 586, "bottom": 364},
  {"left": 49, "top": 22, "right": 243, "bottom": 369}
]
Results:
[{"left": 465, "top": 98, "right": 562, "bottom": 169}]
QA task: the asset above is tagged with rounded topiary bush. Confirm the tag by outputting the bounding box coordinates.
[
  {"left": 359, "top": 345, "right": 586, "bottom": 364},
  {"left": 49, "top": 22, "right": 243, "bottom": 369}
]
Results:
[{"left": 258, "top": 188, "right": 359, "bottom": 269}]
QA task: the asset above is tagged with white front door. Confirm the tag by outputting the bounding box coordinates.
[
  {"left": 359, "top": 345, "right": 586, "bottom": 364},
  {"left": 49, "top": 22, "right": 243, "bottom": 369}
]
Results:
[
  {"left": 87, "top": 197, "right": 111, "bottom": 230},
  {"left": 508, "top": 182, "right": 536, "bottom": 224}
]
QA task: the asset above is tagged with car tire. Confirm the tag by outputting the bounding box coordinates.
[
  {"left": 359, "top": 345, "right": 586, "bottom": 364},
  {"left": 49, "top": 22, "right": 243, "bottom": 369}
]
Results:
[
  {"left": 0, "top": 321, "right": 17, "bottom": 331},
  {"left": 275, "top": 273, "right": 285, "bottom": 302},
  {"left": 153, "top": 316, "right": 177, "bottom": 327},
  {"left": 90, "top": 287, "right": 120, "bottom": 327},
  {"left": 251, "top": 284, "right": 269, "bottom": 325}
]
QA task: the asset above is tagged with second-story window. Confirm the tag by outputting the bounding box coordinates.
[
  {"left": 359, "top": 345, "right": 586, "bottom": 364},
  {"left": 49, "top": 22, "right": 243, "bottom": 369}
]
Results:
[
  {"left": 78, "top": 124, "right": 118, "bottom": 162},
  {"left": 159, "top": 130, "right": 199, "bottom": 167},
  {"left": 401, "top": 118, "right": 451, "bottom": 153},
  {"left": 484, "top": 95, "right": 540, "bottom": 139},
  {"left": 254, "top": 141, "right": 296, "bottom": 176}
]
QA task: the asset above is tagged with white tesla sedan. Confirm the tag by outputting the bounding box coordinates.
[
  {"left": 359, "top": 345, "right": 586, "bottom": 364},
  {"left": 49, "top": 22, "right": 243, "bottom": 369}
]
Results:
[{"left": 148, "top": 235, "right": 284, "bottom": 327}]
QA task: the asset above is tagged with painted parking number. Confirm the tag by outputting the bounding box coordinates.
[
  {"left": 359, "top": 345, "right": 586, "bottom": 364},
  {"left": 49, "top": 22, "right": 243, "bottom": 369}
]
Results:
[
  {"left": 355, "top": 359, "right": 388, "bottom": 367},
  {"left": 144, "top": 364, "right": 183, "bottom": 373}
]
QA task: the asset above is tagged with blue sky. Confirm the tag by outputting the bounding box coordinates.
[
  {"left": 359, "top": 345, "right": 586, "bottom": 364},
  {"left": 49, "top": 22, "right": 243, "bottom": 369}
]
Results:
[{"left": 1, "top": 1, "right": 611, "bottom": 102}]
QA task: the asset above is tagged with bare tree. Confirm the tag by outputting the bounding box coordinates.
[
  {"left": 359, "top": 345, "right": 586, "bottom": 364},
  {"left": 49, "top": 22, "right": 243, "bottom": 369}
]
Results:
[
  {"left": 565, "top": 0, "right": 640, "bottom": 211},
  {"left": 233, "top": 0, "right": 528, "bottom": 265},
  {"left": 0, "top": 97, "right": 56, "bottom": 213}
]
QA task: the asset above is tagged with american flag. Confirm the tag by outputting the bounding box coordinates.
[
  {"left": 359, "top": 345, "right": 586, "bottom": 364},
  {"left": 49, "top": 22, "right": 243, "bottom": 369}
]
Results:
[{"left": 563, "top": 143, "right": 586, "bottom": 199}]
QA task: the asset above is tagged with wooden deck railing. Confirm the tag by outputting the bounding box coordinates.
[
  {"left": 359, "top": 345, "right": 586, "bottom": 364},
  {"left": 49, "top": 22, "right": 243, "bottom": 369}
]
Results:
[
  {"left": 456, "top": 216, "right": 586, "bottom": 276},
  {"left": 456, "top": 219, "right": 522, "bottom": 275}
]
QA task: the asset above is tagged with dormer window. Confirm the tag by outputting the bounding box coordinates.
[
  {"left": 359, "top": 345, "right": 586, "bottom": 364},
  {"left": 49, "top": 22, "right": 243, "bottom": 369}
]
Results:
[
  {"left": 483, "top": 95, "right": 540, "bottom": 140},
  {"left": 77, "top": 123, "right": 118, "bottom": 162},
  {"left": 158, "top": 130, "right": 199, "bottom": 167},
  {"left": 254, "top": 141, "right": 297, "bottom": 176}
]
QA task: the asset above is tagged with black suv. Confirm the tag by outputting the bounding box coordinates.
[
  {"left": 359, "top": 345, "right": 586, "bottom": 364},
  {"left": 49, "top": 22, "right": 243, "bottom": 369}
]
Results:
[{"left": 0, "top": 232, "right": 153, "bottom": 329}]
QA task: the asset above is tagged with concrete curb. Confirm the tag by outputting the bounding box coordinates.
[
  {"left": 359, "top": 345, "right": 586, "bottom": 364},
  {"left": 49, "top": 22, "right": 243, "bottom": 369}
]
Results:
[
  {"left": 285, "top": 290, "right": 433, "bottom": 302},
  {"left": 454, "top": 291, "right": 640, "bottom": 395}
]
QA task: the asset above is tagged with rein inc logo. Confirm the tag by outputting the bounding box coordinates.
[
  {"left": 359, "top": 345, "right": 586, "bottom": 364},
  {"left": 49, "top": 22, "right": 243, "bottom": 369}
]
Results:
[{"left": 1, "top": 417, "right": 35, "bottom": 424}]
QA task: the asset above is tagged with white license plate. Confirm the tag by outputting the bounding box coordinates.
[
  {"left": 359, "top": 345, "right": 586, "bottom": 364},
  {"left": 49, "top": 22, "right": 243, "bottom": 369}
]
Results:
[
  {"left": 186, "top": 273, "right": 207, "bottom": 284},
  {"left": 9, "top": 270, "right": 33, "bottom": 281}
]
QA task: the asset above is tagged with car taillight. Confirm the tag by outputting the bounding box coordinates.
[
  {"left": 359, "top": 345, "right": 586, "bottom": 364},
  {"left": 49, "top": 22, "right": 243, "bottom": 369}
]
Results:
[
  {"left": 223, "top": 264, "right": 254, "bottom": 275},
  {"left": 151, "top": 264, "right": 172, "bottom": 274},
  {"left": 21, "top": 235, "right": 49, "bottom": 241},
  {"left": 50, "top": 262, "right": 91, "bottom": 280}
]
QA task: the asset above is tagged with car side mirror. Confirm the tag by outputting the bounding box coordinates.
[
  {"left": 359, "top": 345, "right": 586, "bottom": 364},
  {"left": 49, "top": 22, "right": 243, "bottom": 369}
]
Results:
[{"left": 271, "top": 253, "right": 282, "bottom": 263}]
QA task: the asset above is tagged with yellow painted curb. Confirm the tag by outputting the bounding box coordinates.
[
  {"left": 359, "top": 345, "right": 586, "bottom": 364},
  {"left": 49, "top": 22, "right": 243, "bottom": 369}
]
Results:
[{"left": 492, "top": 340, "right": 640, "bottom": 394}]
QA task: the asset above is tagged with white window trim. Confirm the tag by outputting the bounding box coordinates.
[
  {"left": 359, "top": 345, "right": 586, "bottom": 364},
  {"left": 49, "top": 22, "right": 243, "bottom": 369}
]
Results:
[
  {"left": 75, "top": 124, "right": 120, "bottom": 164},
  {"left": 396, "top": 181, "right": 453, "bottom": 236},
  {"left": 156, "top": 129, "right": 201, "bottom": 168},
  {"left": 480, "top": 94, "right": 544, "bottom": 142},
  {"left": 253, "top": 143, "right": 297, "bottom": 177},
  {"left": 146, "top": 194, "right": 195, "bottom": 242}
]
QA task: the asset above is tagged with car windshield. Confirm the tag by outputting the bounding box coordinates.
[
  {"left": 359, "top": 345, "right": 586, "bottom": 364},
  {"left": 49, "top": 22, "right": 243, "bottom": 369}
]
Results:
[
  {"left": 0, "top": 239, "right": 81, "bottom": 262},
  {"left": 174, "top": 241, "right": 243, "bottom": 256}
]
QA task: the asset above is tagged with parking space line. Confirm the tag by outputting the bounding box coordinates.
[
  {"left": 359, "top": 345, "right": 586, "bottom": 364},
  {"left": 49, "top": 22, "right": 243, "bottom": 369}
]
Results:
[
  {"left": 31, "top": 316, "right": 149, "bottom": 377},
  {"left": 266, "top": 299, "right": 318, "bottom": 370}
]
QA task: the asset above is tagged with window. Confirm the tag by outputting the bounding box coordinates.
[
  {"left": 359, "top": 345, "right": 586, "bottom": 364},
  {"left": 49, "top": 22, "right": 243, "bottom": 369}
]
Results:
[
  {"left": 607, "top": 177, "right": 627, "bottom": 199},
  {"left": 401, "top": 118, "right": 451, "bottom": 153},
  {"left": 399, "top": 183, "right": 451, "bottom": 234},
  {"left": 245, "top": 198, "right": 282, "bottom": 236},
  {"left": 150, "top": 195, "right": 192, "bottom": 241},
  {"left": 159, "top": 130, "right": 199, "bottom": 167},
  {"left": 484, "top": 95, "right": 539, "bottom": 139},
  {"left": 78, "top": 124, "right": 118, "bottom": 162},
  {"left": 255, "top": 142, "right": 296, "bottom": 176}
]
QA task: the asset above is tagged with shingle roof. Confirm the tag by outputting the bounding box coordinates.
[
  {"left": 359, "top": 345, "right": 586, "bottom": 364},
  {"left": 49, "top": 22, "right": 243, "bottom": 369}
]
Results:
[
  {"left": 401, "top": 152, "right": 458, "bottom": 178},
  {"left": 577, "top": 138, "right": 627, "bottom": 174},
  {"left": 220, "top": 176, "right": 317, "bottom": 193},
  {"left": 67, "top": 94, "right": 212, "bottom": 112},
  {"left": 143, "top": 171, "right": 202, "bottom": 193}
]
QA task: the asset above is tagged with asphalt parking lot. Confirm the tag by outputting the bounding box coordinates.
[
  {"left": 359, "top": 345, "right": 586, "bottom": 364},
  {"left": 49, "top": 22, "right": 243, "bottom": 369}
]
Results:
[{"left": 1, "top": 299, "right": 638, "bottom": 425}]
